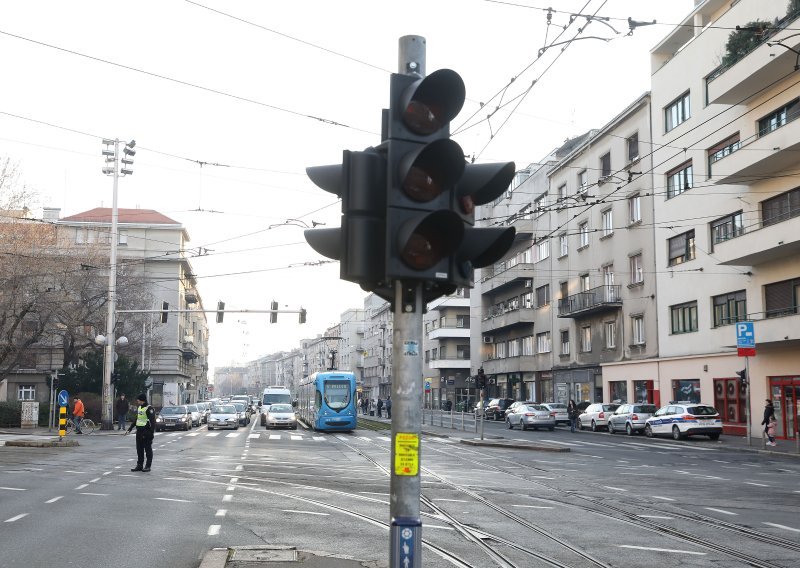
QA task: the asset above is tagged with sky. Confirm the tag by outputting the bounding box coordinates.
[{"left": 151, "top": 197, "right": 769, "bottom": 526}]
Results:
[{"left": 0, "top": 0, "right": 696, "bottom": 374}]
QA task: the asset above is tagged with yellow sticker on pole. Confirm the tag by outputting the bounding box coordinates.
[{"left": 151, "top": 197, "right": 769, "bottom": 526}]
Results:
[{"left": 394, "top": 432, "right": 419, "bottom": 476}]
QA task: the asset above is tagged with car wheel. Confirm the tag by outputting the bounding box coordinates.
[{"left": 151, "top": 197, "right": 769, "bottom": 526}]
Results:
[
  {"left": 184, "top": 424, "right": 190, "bottom": 431},
  {"left": 626, "top": 423, "right": 634, "bottom": 436},
  {"left": 591, "top": 420, "right": 598, "bottom": 432},
  {"left": 234, "top": 425, "right": 239, "bottom": 430},
  {"left": 208, "top": 426, "right": 214, "bottom": 431},
  {"left": 644, "top": 424, "right": 654, "bottom": 438},
  {"left": 521, "top": 422, "right": 527, "bottom": 431},
  {"left": 672, "top": 425, "right": 683, "bottom": 440},
  {"left": 709, "top": 433, "right": 720, "bottom": 441},
  {"left": 608, "top": 421, "right": 615, "bottom": 435},
  {"left": 576, "top": 419, "right": 583, "bottom": 431},
  {"left": 506, "top": 419, "right": 513, "bottom": 430},
  {"left": 548, "top": 427, "right": 555, "bottom": 432}
]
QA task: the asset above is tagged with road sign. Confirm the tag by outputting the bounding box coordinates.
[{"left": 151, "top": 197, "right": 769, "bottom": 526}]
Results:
[
  {"left": 58, "top": 390, "right": 69, "bottom": 407},
  {"left": 424, "top": 380, "right": 431, "bottom": 393},
  {"left": 736, "top": 321, "right": 756, "bottom": 357}
]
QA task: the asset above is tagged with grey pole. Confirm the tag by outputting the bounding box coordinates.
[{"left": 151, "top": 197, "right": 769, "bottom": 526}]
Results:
[
  {"left": 745, "top": 356, "right": 751, "bottom": 447},
  {"left": 398, "top": 35, "right": 425, "bottom": 77},
  {"left": 101, "top": 139, "right": 120, "bottom": 431}
]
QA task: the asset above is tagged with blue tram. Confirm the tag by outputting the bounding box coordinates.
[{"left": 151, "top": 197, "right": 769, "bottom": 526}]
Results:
[{"left": 298, "top": 371, "right": 357, "bottom": 432}]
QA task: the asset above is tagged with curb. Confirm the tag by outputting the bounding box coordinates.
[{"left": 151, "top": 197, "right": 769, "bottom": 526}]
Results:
[
  {"left": 460, "top": 439, "right": 570, "bottom": 452},
  {"left": 199, "top": 546, "right": 381, "bottom": 568},
  {"left": 5, "top": 439, "right": 79, "bottom": 448}
]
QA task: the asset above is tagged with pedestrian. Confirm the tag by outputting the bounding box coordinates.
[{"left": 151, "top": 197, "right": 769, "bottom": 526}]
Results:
[
  {"left": 115, "top": 393, "right": 130, "bottom": 431},
  {"left": 567, "top": 399, "right": 579, "bottom": 433},
  {"left": 72, "top": 396, "right": 85, "bottom": 434},
  {"left": 766, "top": 417, "right": 778, "bottom": 446},
  {"left": 376, "top": 398, "right": 383, "bottom": 418},
  {"left": 385, "top": 395, "right": 392, "bottom": 419},
  {"left": 124, "top": 393, "right": 156, "bottom": 472},
  {"left": 761, "top": 399, "right": 776, "bottom": 441},
  {"left": 361, "top": 397, "right": 367, "bottom": 415}
]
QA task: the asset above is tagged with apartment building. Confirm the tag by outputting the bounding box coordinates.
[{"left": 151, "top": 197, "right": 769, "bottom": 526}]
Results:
[
  {"left": 649, "top": 0, "right": 800, "bottom": 438},
  {"left": 338, "top": 308, "right": 366, "bottom": 390},
  {"left": 362, "top": 293, "right": 392, "bottom": 400}
]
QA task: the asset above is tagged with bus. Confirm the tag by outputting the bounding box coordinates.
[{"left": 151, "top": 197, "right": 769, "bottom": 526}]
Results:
[
  {"left": 259, "top": 385, "right": 292, "bottom": 426},
  {"left": 298, "top": 371, "right": 357, "bottom": 432}
]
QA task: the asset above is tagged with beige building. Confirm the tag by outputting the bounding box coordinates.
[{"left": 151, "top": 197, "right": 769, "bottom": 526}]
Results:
[{"left": 424, "top": 288, "right": 472, "bottom": 410}]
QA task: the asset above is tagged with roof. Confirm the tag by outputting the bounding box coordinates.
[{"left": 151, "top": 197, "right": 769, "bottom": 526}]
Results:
[{"left": 60, "top": 208, "right": 180, "bottom": 225}]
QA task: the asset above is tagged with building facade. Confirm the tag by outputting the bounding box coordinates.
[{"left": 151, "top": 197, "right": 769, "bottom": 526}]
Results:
[{"left": 424, "top": 288, "right": 472, "bottom": 410}]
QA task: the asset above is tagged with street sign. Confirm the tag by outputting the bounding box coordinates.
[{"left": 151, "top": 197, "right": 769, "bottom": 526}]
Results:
[
  {"left": 736, "top": 321, "right": 756, "bottom": 357},
  {"left": 424, "top": 380, "right": 431, "bottom": 393},
  {"left": 58, "top": 390, "right": 69, "bottom": 407}
]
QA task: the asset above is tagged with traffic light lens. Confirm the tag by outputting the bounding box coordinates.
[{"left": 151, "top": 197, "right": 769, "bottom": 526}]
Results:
[
  {"left": 403, "top": 101, "right": 443, "bottom": 135},
  {"left": 403, "top": 165, "right": 442, "bottom": 202},
  {"left": 401, "top": 231, "right": 442, "bottom": 270}
]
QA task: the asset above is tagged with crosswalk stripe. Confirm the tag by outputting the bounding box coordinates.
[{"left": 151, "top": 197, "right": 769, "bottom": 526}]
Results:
[
  {"left": 248, "top": 434, "right": 260, "bottom": 439},
  {"left": 206, "top": 433, "right": 220, "bottom": 437},
  {"left": 225, "top": 433, "right": 240, "bottom": 438},
  {"left": 313, "top": 436, "right": 325, "bottom": 441},
  {"left": 269, "top": 434, "right": 280, "bottom": 440},
  {"left": 290, "top": 435, "right": 303, "bottom": 440},
  {"left": 186, "top": 433, "right": 199, "bottom": 437}
]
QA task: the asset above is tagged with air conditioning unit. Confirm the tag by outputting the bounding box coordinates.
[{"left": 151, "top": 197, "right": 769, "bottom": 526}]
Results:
[
  {"left": 483, "top": 336, "right": 494, "bottom": 344},
  {"left": 524, "top": 279, "right": 533, "bottom": 288}
]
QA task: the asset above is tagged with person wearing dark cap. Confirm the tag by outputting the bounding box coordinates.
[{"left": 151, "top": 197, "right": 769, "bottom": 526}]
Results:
[
  {"left": 761, "top": 399, "right": 776, "bottom": 441},
  {"left": 124, "top": 393, "right": 155, "bottom": 472}
]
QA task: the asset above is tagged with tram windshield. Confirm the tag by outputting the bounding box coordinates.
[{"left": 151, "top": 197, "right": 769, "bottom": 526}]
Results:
[{"left": 324, "top": 380, "right": 351, "bottom": 410}]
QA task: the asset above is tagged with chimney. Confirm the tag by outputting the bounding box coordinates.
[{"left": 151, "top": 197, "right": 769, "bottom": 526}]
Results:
[{"left": 42, "top": 207, "right": 61, "bottom": 222}]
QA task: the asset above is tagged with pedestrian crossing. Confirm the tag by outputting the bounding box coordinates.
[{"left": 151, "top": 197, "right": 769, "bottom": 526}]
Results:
[
  {"left": 536, "top": 438, "right": 717, "bottom": 452},
  {"left": 155, "top": 431, "right": 335, "bottom": 442}
]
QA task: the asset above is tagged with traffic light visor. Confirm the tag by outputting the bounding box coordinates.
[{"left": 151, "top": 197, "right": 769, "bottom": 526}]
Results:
[{"left": 401, "top": 69, "right": 465, "bottom": 135}]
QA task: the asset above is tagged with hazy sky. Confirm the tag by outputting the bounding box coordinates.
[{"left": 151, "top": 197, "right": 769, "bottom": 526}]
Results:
[{"left": 0, "top": 0, "right": 695, "bottom": 373}]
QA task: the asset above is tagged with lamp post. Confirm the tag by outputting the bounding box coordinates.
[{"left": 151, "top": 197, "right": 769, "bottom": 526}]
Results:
[{"left": 100, "top": 138, "right": 135, "bottom": 430}]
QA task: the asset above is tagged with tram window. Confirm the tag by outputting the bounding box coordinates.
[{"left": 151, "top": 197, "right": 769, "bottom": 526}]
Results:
[
  {"left": 315, "top": 390, "right": 322, "bottom": 410},
  {"left": 324, "top": 380, "right": 351, "bottom": 410}
]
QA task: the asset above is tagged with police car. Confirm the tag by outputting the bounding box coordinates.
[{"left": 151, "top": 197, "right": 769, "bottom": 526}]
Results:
[{"left": 644, "top": 403, "right": 722, "bottom": 441}]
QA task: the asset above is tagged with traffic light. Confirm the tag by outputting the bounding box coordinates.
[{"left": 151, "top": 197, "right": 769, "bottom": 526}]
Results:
[
  {"left": 476, "top": 367, "right": 486, "bottom": 390},
  {"left": 736, "top": 369, "right": 747, "bottom": 387},
  {"left": 216, "top": 301, "right": 225, "bottom": 324},
  {"left": 160, "top": 301, "right": 169, "bottom": 323},
  {"left": 305, "top": 149, "right": 386, "bottom": 291},
  {"left": 299, "top": 308, "right": 307, "bottom": 324},
  {"left": 111, "top": 371, "right": 120, "bottom": 384},
  {"left": 270, "top": 300, "right": 278, "bottom": 324}
]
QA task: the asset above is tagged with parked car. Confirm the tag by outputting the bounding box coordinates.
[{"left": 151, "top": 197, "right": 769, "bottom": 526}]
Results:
[
  {"left": 231, "top": 401, "right": 250, "bottom": 426},
  {"left": 607, "top": 403, "right": 658, "bottom": 436},
  {"left": 505, "top": 401, "right": 537, "bottom": 419},
  {"left": 231, "top": 395, "right": 254, "bottom": 413},
  {"left": 186, "top": 404, "right": 203, "bottom": 427},
  {"left": 207, "top": 404, "right": 240, "bottom": 430},
  {"left": 645, "top": 403, "right": 722, "bottom": 440},
  {"left": 506, "top": 404, "right": 555, "bottom": 431},
  {"left": 541, "top": 402, "right": 569, "bottom": 425},
  {"left": 155, "top": 406, "right": 192, "bottom": 432},
  {"left": 577, "top": 403, "right": 620, "bottom": 431},
  {"left": 196, "top": 401, "right": 211, "bottom": 423},
  {"left": 484, "top": 398, "right": 515, "bottom": 421},
  {"left": 264, "top": 403, "right": 298, "bottom": 430}
]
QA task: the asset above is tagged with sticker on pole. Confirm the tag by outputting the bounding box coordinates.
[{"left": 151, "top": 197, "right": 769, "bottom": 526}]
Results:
[
  {"left": 403, "top": 340, "right": 419, "bottom": 357},
  {"left": 394, "top": 432, "right": 419, "bottom": 476}
]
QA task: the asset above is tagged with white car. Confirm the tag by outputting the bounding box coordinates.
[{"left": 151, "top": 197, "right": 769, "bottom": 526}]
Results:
[
  {"left": 506, "top": 404, "right": 555, "bottom": 431},
  {"left": 577, "top": 403, "right": 620, "bottom": 432},
  {"left": 186, "top": 403, "right": 203, "bottom": 427},
  {"left": 645, "top": 403, "right": 722, "bottom": 440},
  {"left": 541, "top": 403, "right": 569, "bottom": 425},
  {"left": 207, "top": 404, "right": 239, "bottom": 430},
  {"left": 264, "top": 403, "right": 298, "bottom": 430}
]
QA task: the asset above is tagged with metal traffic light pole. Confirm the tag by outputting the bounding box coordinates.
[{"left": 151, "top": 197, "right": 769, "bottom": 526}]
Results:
[{"left": 389, "top": 35, "right": 426, "bottom": 568}]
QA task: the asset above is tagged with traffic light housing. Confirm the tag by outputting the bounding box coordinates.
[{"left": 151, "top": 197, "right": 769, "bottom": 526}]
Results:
[
  {"left": 270, "top": 300, "right": 278, "bottom": 324},
  {"left": 299, "top": 308, "right": 307, "bottom": 324},
  {"left": 736, "top": 369, "right": 747, "bottom": 387},
  {"left": 160, "top": 301, "right": 169, "bottom": 324},
  {"left": 216, "top": 301, "right": 225, "bottom": 324},
  {"left": 476, "top": 367, "right": 486, "bottom": 390}
]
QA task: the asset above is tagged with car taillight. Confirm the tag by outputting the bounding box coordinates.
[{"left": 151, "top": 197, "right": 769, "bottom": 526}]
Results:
[
  {"left": 550, "top": 412, "right": 557, "bottom": 417},
  {"left": 631, "top": 414, "right": 639, "bottom": 420},
  {"left": 682, "top": 414, "right": 694, "bottom": 420},
  {"left": 598, "top": 412, "right": 605, "bottom": 419},
  {"left": 524, "top": 413, "right": 535, "bottom": 417}
]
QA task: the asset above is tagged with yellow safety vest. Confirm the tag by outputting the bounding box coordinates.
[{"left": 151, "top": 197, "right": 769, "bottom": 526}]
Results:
[{"left": 136, "top": 405, "right": 150, "bottom": 427}]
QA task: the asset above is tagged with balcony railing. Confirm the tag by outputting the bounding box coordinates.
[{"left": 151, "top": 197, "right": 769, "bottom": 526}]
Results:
[{"left": 558, "top": 285, "right": 622, "bottom": 318}]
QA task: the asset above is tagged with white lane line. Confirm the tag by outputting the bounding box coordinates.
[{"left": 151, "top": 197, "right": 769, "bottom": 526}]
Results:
[
  {"left": 359, "top": 491, "right": 390, "bottom": 496},
  {"left": 705, "top": 507, "right": 737, "bottom": 516},
  {"left": 79, "top": 492, "right": 109, "bottom": 496},
  {"left": 64, "top": 470, "right": 86, "bottom": 474},
  {"left": 215, "top": 509, "right": 227, "bottom": 517},
  {"left": 102, "top": 471, "right": 112, "bottom": 476},
  {"left": 207, "top": 525, "right": 221, "bottom": 536},
  {"left": 281, "top": 509, "right": 329, "bottom": 516},
  {"left": 4, "top": 514, "right": 28, "bottom": 523},
  {"left": 601, "top": 486, "right": 627, "bottom": 492},
  {"left": 619, "top": 545, "right": 705, "bottom": 555},
  {"left": 744, "top": 482, "right": 769, "bottom": 487},
  {"left": 206, "top": 433, "right": 220, "bottom": 437},
  {"left": 432, "top": 498, "right": 469, "bottom": 503},
  {"left": 225, "top": 433, "right": 240, "bottom": 438},
  {"left": 229, "top": 478, "right": 239, "bottom": 484},
  {"left": 235, "top": 465, "right": 243, "bottom": 471},
  {"left": 226, "top": 486, "right": 235, "bottom": 491},
  {"left": 89, "top": 477, "right": 101, "bottom": 483},
  {"left": 313, "top": 436, "right": 325, "bottom": 441},
  {"left": 248, "top": 434, "right": 260, "bottom": 439},
  {"left": 291, "top": 435, "right": 303, "bottom": 440},
  {"left": 422, "top": 524, "right": 454, "bottom": 530},
  {"left": 45, "top": 496, "right": 63, "bottom": 503},
  {"left": 638, "top": 515, "right": 674, "bottom": 519},
  {"left": 186, "top": 433, "right": 199, "bottom": 437},
  {"left": 269, "top": 435, "right": 280, "bottom": 440},
  {"left": 0, "top": 487, "right": 26, "bottom": 491},
  {"left": 511, "top": 505, "right": 554, "bottom": 509},
  {"left": 763, "top": 522, "right": 800, "bottom": 533},
  {"left": 222, "top": 495, "right": 232, "bottom": 502},
  {"left": 75, "top": 484, "right": 88, "bottom": 490},
  {"left": 155, "top": 497, "right": 191, "bottom": 503},
  {"left": 651, "top": 496, "right": 675, "bottom": 501}
]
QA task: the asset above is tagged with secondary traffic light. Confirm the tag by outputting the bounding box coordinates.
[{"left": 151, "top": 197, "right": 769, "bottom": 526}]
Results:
[
  {"left": 216, "top": 301, "right": 225, "bottom": 324},
  {"left": 736, "top": 369, "right": 747, "bottom": 387},
  {"left": 160, "top": 301, "right": 169, "bottom": 324},
  {"left": 299, "top": 308, "right": 307, "bottom": 324},
  {"left": 269, "top": 300, "right": 278, "bottom": 324}
]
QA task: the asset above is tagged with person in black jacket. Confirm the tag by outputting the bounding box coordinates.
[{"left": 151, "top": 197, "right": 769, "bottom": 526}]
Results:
[
  {"left": 761, "top": 399, "right": 776, "bottom": 436},
  {"left": 567, "top": 399, "right": 579, "bottom": 433},
  {"left": 115, "top": 393, "right": 130, "bottom": 431},
  {"left": 376, "top": 398, "right": 383, "bottom": 418},
  {"left": 125, "top": 393, "right": 156, "bottom": 472}
]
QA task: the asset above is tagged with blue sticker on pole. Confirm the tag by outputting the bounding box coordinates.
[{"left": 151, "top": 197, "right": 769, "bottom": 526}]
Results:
[
  {"left": 391, "top": 517, "right": 421, "bottom": 568},
  {"left": 58, "top": 390, "right": 69, "bottom": 407}
]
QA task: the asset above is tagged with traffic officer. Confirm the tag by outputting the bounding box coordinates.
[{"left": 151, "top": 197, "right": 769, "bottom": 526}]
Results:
[{"left": 124, "top": 393, "right": 155, "bottom": 472}]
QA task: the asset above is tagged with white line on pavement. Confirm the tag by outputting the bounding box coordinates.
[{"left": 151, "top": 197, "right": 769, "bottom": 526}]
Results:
[
  {"left": 313, "top": 436, "right": 325, "bottom": 441},
  {"left": 102, "top": 471, "right": 112, "bottom": 476},
  {"left": 269, "top": 434, "right": 280, "bottom": 440},
  {"left": 186, "top": 433, "right": 199, "bottom": 437},
  {"left": 511, "top": 505, "right": 554, "bottom": 509},
  {"left": 0, "top": 487, "right": 26, "bottom": 491},
  {"left": 4, "top": 514, "right": 28, "bottom": 523},
  {"left": 637, "top": 515, "right": 674, "bottom": 519},
  {"left": 744, "top": 482, "right": 769, "bottom": 487},
  {"left": 64, "top": 470, "right": 86, "bottom": 474},
  {"left": 45, "top": 496, "right": 63, "bottom": 503},
  {"left": 222, "top": 495, "right": 232, "bottom": 502},
  {"left": 90, "top": 477, "right": 101, "bottom": 483},
  {"left": 79, "top": 492, "right": 109, "bottom": 496},
  {"left": 154, "top": 497, "right": 191, "bottom": 503},
  {"left": 215, "top": 509, "right": 227, "bottom": 517},
  {"left": 229, "top": 478, "right": 239, "bottom": 484},
  {"left": 763, "top": 522, "right": 800, "bottom": 533},
  {"left": 619, "top": 545, "right": 705, "bottom": 555},
  {"left": 422, "top": 524, "right": 454, "bottom": 530},
  {"left": 281, "top": 510, "right": 329, "bottom": 516},
  {"left": 75, "top": 484, "right": 88, "bottom": 490},
  {"left": 704, "top": 507, "right": 737, "bottom": 516},
  {"left": 225, "top": 433, "right": 240, "bottom": 438},
  {"left": 207, "top": 525, "right": 221, "bottom": 536},
  {"left": 206, "top": 433, "right": 220, "bottom": 437},
  {"left": 651, "top": 496, "right": 675, "bottom": 501},
  {"left": 601, "top": 486, "right": 627, "bottom": 492},
  {"left": 432, "top": 498, "right": 469, "bottom": 503}
]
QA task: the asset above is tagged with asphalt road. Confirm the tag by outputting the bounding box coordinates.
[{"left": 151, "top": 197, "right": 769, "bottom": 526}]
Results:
[{"left": 1, "top": 418, "right": 799, "bottom": 568}]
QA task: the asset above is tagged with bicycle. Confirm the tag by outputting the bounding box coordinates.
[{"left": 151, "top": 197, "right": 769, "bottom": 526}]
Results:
[{"left": 65, "top": 416, "right": 95, "bottom": 435}]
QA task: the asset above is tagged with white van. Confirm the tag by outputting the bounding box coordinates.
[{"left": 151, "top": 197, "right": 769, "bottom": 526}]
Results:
[{"left": 260, "top": 386, "right": 292, "bottom": 426}]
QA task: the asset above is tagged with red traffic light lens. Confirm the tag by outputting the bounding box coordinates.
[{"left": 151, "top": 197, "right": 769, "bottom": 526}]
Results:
[
  {"left": 403, "top": 163, "right": 442, "bottom": 202},
  {"left": 401, "top": 230, "right": 441, "bottom": 270},
  {"left": 398, "top": 211, "right": 464, "bottom": 271},
  {"left": 403, "top": 101, "right": 444, "bottom": 136},
  {"left": 399, "top": 139, "right": 465, "bottom": 203}
]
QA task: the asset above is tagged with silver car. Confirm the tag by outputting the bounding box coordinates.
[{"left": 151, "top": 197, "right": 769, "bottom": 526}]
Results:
[
  {"left": 186, "top": 404, "right": 203, "bottom": 427},
  {"left": 541, "top": 402, "right": 569, "bottom": 425},
  {"left": 264, "top": 403, "right": 298, "bottom": 430},
  {"left": 208, "top": 404, "right": 239, "bottom": 430},
  {"left": 506, "top": 404, "right": 556, "bottom": 431},
  {"left": 607, "top": 403, "right": 658, "bottom": 436},
  {"left": 577, "top": 403, "right": 620, "bottom": 432}
]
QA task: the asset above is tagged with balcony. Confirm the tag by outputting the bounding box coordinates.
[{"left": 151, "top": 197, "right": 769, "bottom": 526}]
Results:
[
  {"left": 428, "top": 326, "right": 470, "bottom": 340},
  {"left": 481, "top": 356, "right": 537, "bottom": 375},
  {"left": 428, "top": 295, "right": 470, "bottom": 310},
  {"left": 712, "top": 117, "right": 800, "bottom": 185},
  {"left": 707, "top": 20, "right": 800, "bottom": 106},
  {"left": 481, "top": 308, "right": 536, "bottom": 333},
  {"left": 509, "top": 216, "right": 534, "bottom": 240},
  {"left": 480, "top": 263, "right": 534, "bottom": 294},
  {"left": 427, "top": 358, "right": 470, "bottom": 369},
  {"left": 558, "top": 285, "right": 622, "bottom": 318},
  {"left": 714, "top": 215, "right": 800, "bottom": 266}
]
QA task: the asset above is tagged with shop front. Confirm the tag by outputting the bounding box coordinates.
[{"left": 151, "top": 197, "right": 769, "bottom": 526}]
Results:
[
  {"left": 552, "top": 367, "right": 601, "bottom": 405},
  {"left": 769, "top": 376, "right": 800, "bottom": 440}
]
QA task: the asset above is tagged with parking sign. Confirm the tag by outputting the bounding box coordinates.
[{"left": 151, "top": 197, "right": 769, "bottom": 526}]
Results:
[{"left": 735, "top": 321, "right": 755, "bottom": 356}]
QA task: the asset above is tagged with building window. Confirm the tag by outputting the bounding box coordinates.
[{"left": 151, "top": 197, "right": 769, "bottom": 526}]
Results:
[
  {"left": 627, "top": 132, "right": 639, "bottom": 162},
  {"left": 710, "top": 211, "right": 744, "bottom": 248},
  {"left": 605, "top": 321, "right": 616, "bottom": 349},
  {"left": 559, "top": 233, "right": 568, "bottom": 257},
  {"left": 713, "top": 290, "right": 747, "bottom": 327},
  {"left": 578, "top": 222, "right": 589, "bottom": 248},
  {"left": 536, "top": 284, "right": 550, "bottom": 307},
  {"left": 535, "top": 238, "right": 550, "bottom": 262},
  {"left": 762, "top": 187, "right": 800, "bottom": 227},
  {"left": 665, "top": 91, "right": 690, "bottom": 132},
  {"left": 668, "top": 230, "right": 695, "bottom": 266},
  {"left": 560, "top": 281, "right": 568, "bottom": 299},
  {"left": 580, "top": 326, "right": 592, "bottom": 352},
  {"left": 600, "top": 152, "right": 611, "bottom": 178},
  {"left": 579, "top": 274, "right": 590, "bottom": 292},
  {"left": 521, "top": 291, "right": 533, "bottom": 309},
  {"left": 714, "top": 378, "right": 746, "bottom": 424},
  {"left": 560, "top": 330, "right": 570, "bottom": 355},
  {"left": 456, "top": 315, "right": 469, "bottom": 328},
  {"left": 534, "top": 192, "right": 547, "bottom": 217},
  {"left": 18, "top": 385, "right": 36, "bottom": 401},
  {"left": 707, "top": 134, "right": 741, "bottom": 177},
  {"left": 536, "top": 332, "right": 551, "bottom": 354},
  {"left": 578, "top": 170, "right": 588, "bottom": 193},
  {"left": 601, "top": 209, "right": 613, "bottom": 237},
  {"left": 610, "top": 381, "right": 627, "bottom": 403},
  {"left": 457, "top": 345, "right": 470, "bottom": 359},
  {"left": 764, "top": 277, "right": 800, "bottom": 318},
  {"left": 628, "top": 194, "right": 641, "bottom": 224},
  {"left": 673, "top": 379, "right": 701, "bottom": 404},
  {"left": 629, "top": 254, "right": 643, "bottom": 284},
  {"left": 666, "top": 162, "right": 693, "bottom": 199},
  {"left": 670, "top": 301, "right": 698, "bottom": 334},
  {"left": 522, "top": 335, "right": 534, "bottom": 356},
  {"left": 631, "top": 315, "right": 645, "bottom": 345},
  {"left": 494, "top": 342, "right": 506, "bottom": 359},
  {"left": 557, "top": 184, "right": 567, "bottom": 203},
  {"left": 118, "top": 230, "right": 128, "bottom": 245},
  {"left": 758, "top": 99, "right": 800, "bottom": 137}
]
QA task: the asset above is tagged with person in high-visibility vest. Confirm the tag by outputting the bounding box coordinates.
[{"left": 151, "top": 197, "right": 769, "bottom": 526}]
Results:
[{"left": 124, "top": 393, "right": 156, "bottom": 472}]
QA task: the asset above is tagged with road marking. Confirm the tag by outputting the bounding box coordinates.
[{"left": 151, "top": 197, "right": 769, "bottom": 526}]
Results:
[
  {"left": 763, "top": 522, "right": 800, "bottom": 533},
  {"left": 45, "top": 496, "right": 63, "bottom": 503},
  {"left": 79, "top": 492, "right": 109, "bottom": 496},
  {"left": 235, "top": 465, "right": 243, "bottom": 471},
  {"left": 102, "top": 471, "right": 112, "bottom": 476},
  {"left": 155, "top": 497, "right": 191, "bottom": 503},
  {"left": 313, "top": 436, "right": 325, "bottom": 441},
  {"left": 704, "top": 507, "right": 737, "bottom": 516},
  {"left": 65, "top": 470, "right": 86, "bottom": 474},
  {"left": 281, "top": 509, "right": 329, "bottom": 516},
  {"left": 638, "top": 515, "right": 674, "bottom": 519},
  {"left": 511, "top": 505, "right": 554, "bottom": 509},
  {"left": 206, "top": 433, "right": 220, "bottom": 437},
  {"left": 207, "top": 525, "right": 221, "bottom": 535},
  {"left": 422, "top": 524, "right": 454, "bottom": 530},
  {"left": 619, "top": 545, "right": 705, "bottom": 555},
  {"left": 744, "top": 482, "right": 769, "bottom": 487},
  {"left": 75, "top": 484, "right": 88, "bottom": 490},
  {"left": 291, "top": 435, "right": 303, "bottom": 440},
  {"left": 601, "top": 486, "right": 627, "bottom": 492},
  {"left": 229, "top": 477, "right": 239, "bottom": 484},
  {"left": 432, "top": 498, "right": 469, "bottom": 503},
  {"left": 713, "top": 459, "right": 729, "bottom": 464},
  {"left": 651, "top": 496, "right": 675, "bottom": 501},
  {"left": 186, "top": 433, "right": 199, "bottom": 437},
  {"left": 4, "top": 514, "right": 28, "bottom": 523},
  {"left": 226, "top": 486, "right": 235, "bottom": 491},
  {"left": 222, "top": 495, "right": 232, "bottom": 502},
  {"left": 248, "top": 434, "right": 260, "bottom": 439},
  {"left": 359, "top": 491, "right": 390, "bottom": 496},
  {"left": 90, "top": 477, "right": 101, "bottom": 483},
  {"left": 225, "top": 433, "right": 240, "bottom": 438},
  {"left": 215, "top": 509, "right": 227, "bottom": 517},
  {"left": 0, "top": 487, "right": 26, "bottom": 491},
  {"left": 269, "top": 434, "right": 280, "bottom": 440}
]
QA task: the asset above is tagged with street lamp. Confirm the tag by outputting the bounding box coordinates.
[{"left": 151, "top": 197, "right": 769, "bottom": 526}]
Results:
[{"left": 100, "top": 138, "right": 135, "bottom": 430}]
